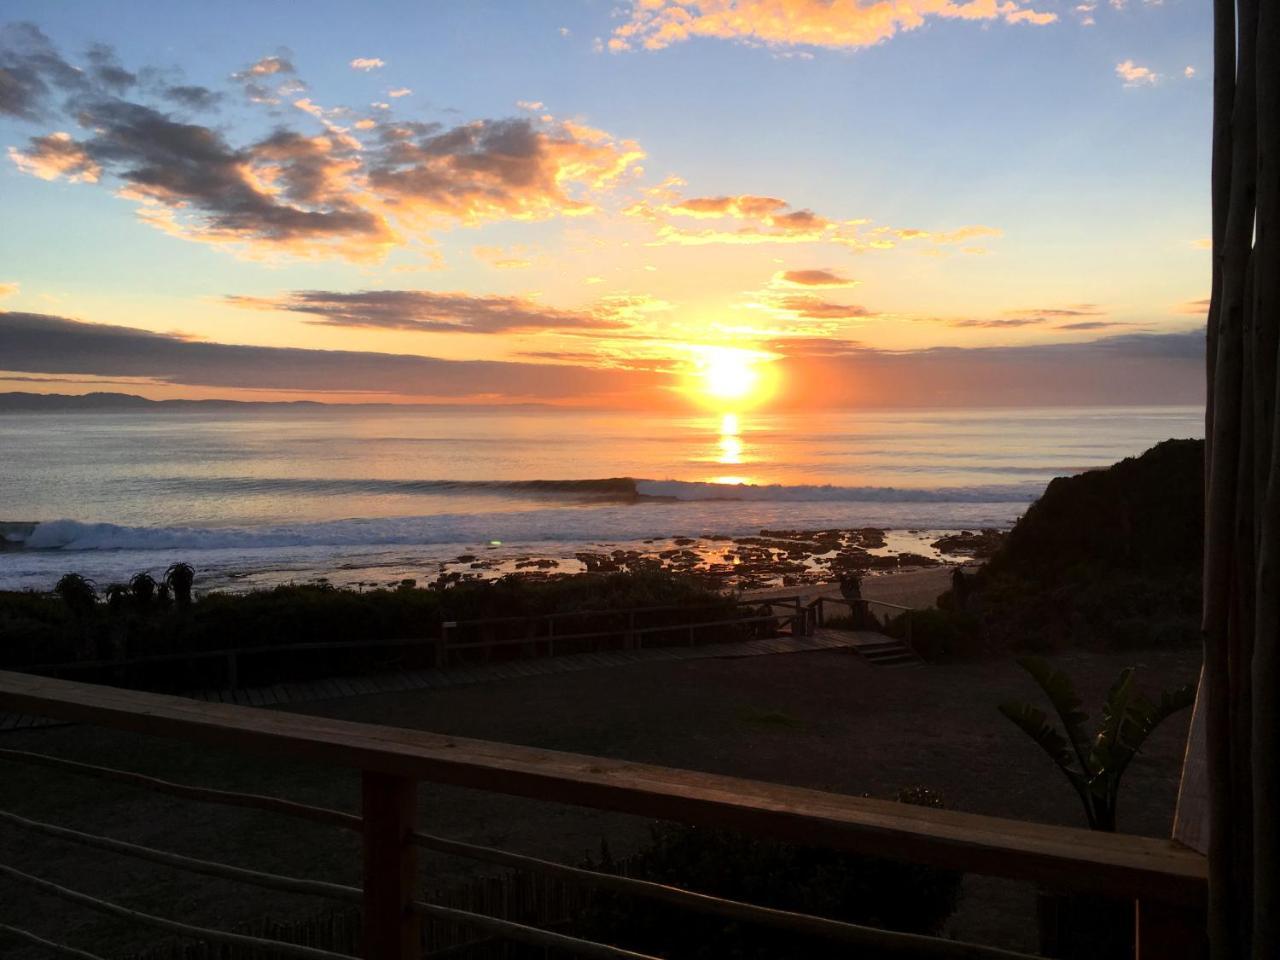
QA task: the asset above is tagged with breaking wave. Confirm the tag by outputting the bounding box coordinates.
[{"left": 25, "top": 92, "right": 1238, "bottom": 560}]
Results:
[{"left": 1, "top": 478, "right": 1038, "bottom": 554}]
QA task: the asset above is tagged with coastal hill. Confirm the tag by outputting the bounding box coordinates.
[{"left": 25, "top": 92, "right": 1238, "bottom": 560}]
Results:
[
  {"left": 0, "top": 391, "right": 562, "bottom": 412},
  {"left": 985, "top": 437, "right": 1203, "bottom": 581},
  {"left": 954, "top": 438, "right": 1204, "bottom": 652},
  {"left": 0, "top": 392, "right": 328, "bottom": 412}
]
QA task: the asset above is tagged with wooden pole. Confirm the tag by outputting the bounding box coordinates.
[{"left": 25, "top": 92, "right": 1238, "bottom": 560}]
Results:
[
  {"left": 361, "top": 771, "right": 420, "bottom": 960},
  {"left": 436, "top": 624, "right": 452, "bottom": 669},
  {"left": 1136, "top": 898, "right": 1207, "bottom": 960}
]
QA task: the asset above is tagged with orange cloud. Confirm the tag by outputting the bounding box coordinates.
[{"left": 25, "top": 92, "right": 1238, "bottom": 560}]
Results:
[
  {"left": 773, "top": 269, "right": 860, "bottom": 288},
  {"left": 0, "top": 282, "right": 18, "bottom": 299},
  {"left": 8, "top": 132, "right": 100, "bottom": 182},
  {"left": 627, "top": 182, "right": 998, "bottom": 251},
  {"left": 772, "top": 294, "right": 872, "bottom": 319},
  {"left": 609, "top": 0, "right": 1057, "bottom": 53}
]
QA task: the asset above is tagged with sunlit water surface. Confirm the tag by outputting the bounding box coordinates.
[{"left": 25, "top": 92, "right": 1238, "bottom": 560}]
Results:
[{"left": 0, "top": 405, "right": 1202, "bottom": 590}]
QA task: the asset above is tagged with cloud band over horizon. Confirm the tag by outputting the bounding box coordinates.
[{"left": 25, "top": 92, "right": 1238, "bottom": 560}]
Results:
[{"left": 1, "top": 311, "right": 1206, "bottom": 408}]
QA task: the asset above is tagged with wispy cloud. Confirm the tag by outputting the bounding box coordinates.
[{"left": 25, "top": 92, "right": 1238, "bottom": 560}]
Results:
[
  {"left": 0, "top": 282, "right": 19, "bottom": 300},
  {"left": 626, "top": 180, "right": 999, "bottom": 251},
  {"left": 226, "top": 289, "right": 634, "bottom": 334},
  {"left": 607, "top": 0, "right": 1057, "bottom": 54},
  {"left": 771, "top": 295, "right": 871, "bottom": 320},
  {"left": 946, "top": 304, "right": 1107, "bottom": 328},
  {"left": 349, "top": 57, "right": 386, "bottom": 71},
  {"left": 473, "top": 245, "right": 536, "bottom": 269},
  {"left": 773, "top": 269, "right": 860, "bottom": 288}
]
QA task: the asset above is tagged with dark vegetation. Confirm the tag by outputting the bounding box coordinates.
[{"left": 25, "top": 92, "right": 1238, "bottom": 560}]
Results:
[
  {"left": 0, "top": 571, "right": 736, "bottom": 690},
  {"left": 887, "top": 439, "right": 1203, "bottom": 659},
  {"left": 998, "top": 656, "right": 1195, "bottom": 832},
  {"left": 575, "top": 788, "right": 961, "bottom": 959}
]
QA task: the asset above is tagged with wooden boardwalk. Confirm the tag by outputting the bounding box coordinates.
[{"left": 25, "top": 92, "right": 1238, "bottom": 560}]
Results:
[
  {"left": 0, "top": 628, "right": 872, "bottom": 733},
  {"left": 839, "top": 630, "right": 922, "bottom": 667}
]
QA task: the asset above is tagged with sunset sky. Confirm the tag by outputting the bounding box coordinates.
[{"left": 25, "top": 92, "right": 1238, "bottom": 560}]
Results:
[{"left": 0, "top": 1, "right": 1211, "bottom": 409}]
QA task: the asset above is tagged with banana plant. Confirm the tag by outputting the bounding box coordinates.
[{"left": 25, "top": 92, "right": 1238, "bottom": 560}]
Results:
[{"left": 998, "top": 656, "right": 1195, "bottom": 831}]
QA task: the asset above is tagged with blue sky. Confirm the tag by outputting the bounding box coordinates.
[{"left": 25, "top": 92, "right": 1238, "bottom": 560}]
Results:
[{"left": 0, "top": 1, "right": 1212, "bottom": 406}]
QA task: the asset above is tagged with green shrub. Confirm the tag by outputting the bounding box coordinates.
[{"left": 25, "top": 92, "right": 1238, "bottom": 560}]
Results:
[
  {"left": 574, "top": 788, "right": 961, "bottom": 959},
  {"left": 885, "top": 608, "right": 985, "bottom": 661}
]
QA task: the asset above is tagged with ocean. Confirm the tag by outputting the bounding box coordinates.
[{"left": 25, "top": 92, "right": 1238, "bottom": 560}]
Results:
[{"left": 0, "top": 405, "right": 1203, "bottom": 592}]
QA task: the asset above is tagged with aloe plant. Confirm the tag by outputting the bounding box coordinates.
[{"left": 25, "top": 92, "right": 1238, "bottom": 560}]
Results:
[
  {"left": 54, "top": 573, "right": 98, "bottom": 617},
  {"left": 164, "top": 562, "right": 195, "bottom": 607},
  {"left": 998, "top": 656, "right": 1195, "bottom": 831}
]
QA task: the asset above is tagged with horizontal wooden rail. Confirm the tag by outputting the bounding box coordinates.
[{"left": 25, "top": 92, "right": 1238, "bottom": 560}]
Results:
[
  {"left": 0, "top": 671, "right": 1207, "bottom": 906},
  {"left": 813, "top": 595, "right": 915, "bottom": 613},
  {"left": 448, "top": 596, "right": 802, "bottom": 629},
  {"left": 23, "top": 636, "right": 440, "bottom": 674},
  {"left": 18, "top": 597, "right": 806, "bottom": 678},
  {"left": 443, "top": 612, "right": 792, "bottom": 651}
]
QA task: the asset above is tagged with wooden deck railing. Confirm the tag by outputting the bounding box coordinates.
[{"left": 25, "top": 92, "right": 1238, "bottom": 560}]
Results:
[
  {"left": 17, "top": 596, "right": 810, "bottom": 690},
  {"left": 809, "top": 594, "right": 918, "bottom": 653},
  {"left": 439, "top": 595, "right": 806, "bottom": 666},
  {"left": 0, "top": 669, "right": 1205, "bottom": 959}
]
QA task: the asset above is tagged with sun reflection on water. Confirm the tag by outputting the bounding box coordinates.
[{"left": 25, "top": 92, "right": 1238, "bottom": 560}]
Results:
[{"left": 712, "top": 411, "right": 751, "bottom": 485}]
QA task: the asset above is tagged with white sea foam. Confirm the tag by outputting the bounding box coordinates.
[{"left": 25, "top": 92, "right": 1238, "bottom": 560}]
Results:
[
  {"left": 633, "top": 479, "right": 1033, "bottom": 502},
  {"left": 12, "top": 491, "right": 1034, "bottom": 556}
]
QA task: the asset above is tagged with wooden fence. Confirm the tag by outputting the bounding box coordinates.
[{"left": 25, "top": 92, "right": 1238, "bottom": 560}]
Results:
[
  {"left": 18, "top": 597, "right": 809, "bottom": 691},
  {"left": 0, "top": 670, "right": 1206, "bottom": 959}
]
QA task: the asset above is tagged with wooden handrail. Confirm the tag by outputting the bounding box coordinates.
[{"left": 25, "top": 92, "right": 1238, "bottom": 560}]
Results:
[
  {"left": 812, "top": 594, "right": 916, "bottom": 613},
  {"left": 443, "top": 612, "right": 793, "bottom": 650},
  {"left": 442, "top": 595, "right": 802, "bottom": 630},
  {"left": 16, "top": 597, "right": 808, "bottom": 679},
  {"left": 0, "top": 670, "right": 1205, "bottom": 907}
]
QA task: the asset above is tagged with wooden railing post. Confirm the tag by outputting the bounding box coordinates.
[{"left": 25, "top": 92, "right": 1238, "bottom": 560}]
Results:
[
  {"left": 361, "top": 771, "right": 420, "bottom": 960},
  {"left": 1135, "top": 898, "right": 1206, "bottom": 959},
  {"left": 437, "top": 623, "right": 452, "bottom": 669}
]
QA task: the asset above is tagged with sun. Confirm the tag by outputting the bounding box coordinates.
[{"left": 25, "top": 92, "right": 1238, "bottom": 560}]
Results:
[{"left": 699, "top": 346, "right": 760, "bottom": 401}]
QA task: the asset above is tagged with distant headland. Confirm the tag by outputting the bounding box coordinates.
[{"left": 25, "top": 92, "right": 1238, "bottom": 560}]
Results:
[{"left": 0, "top": 392, "right": 560, "bottom": 413}]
